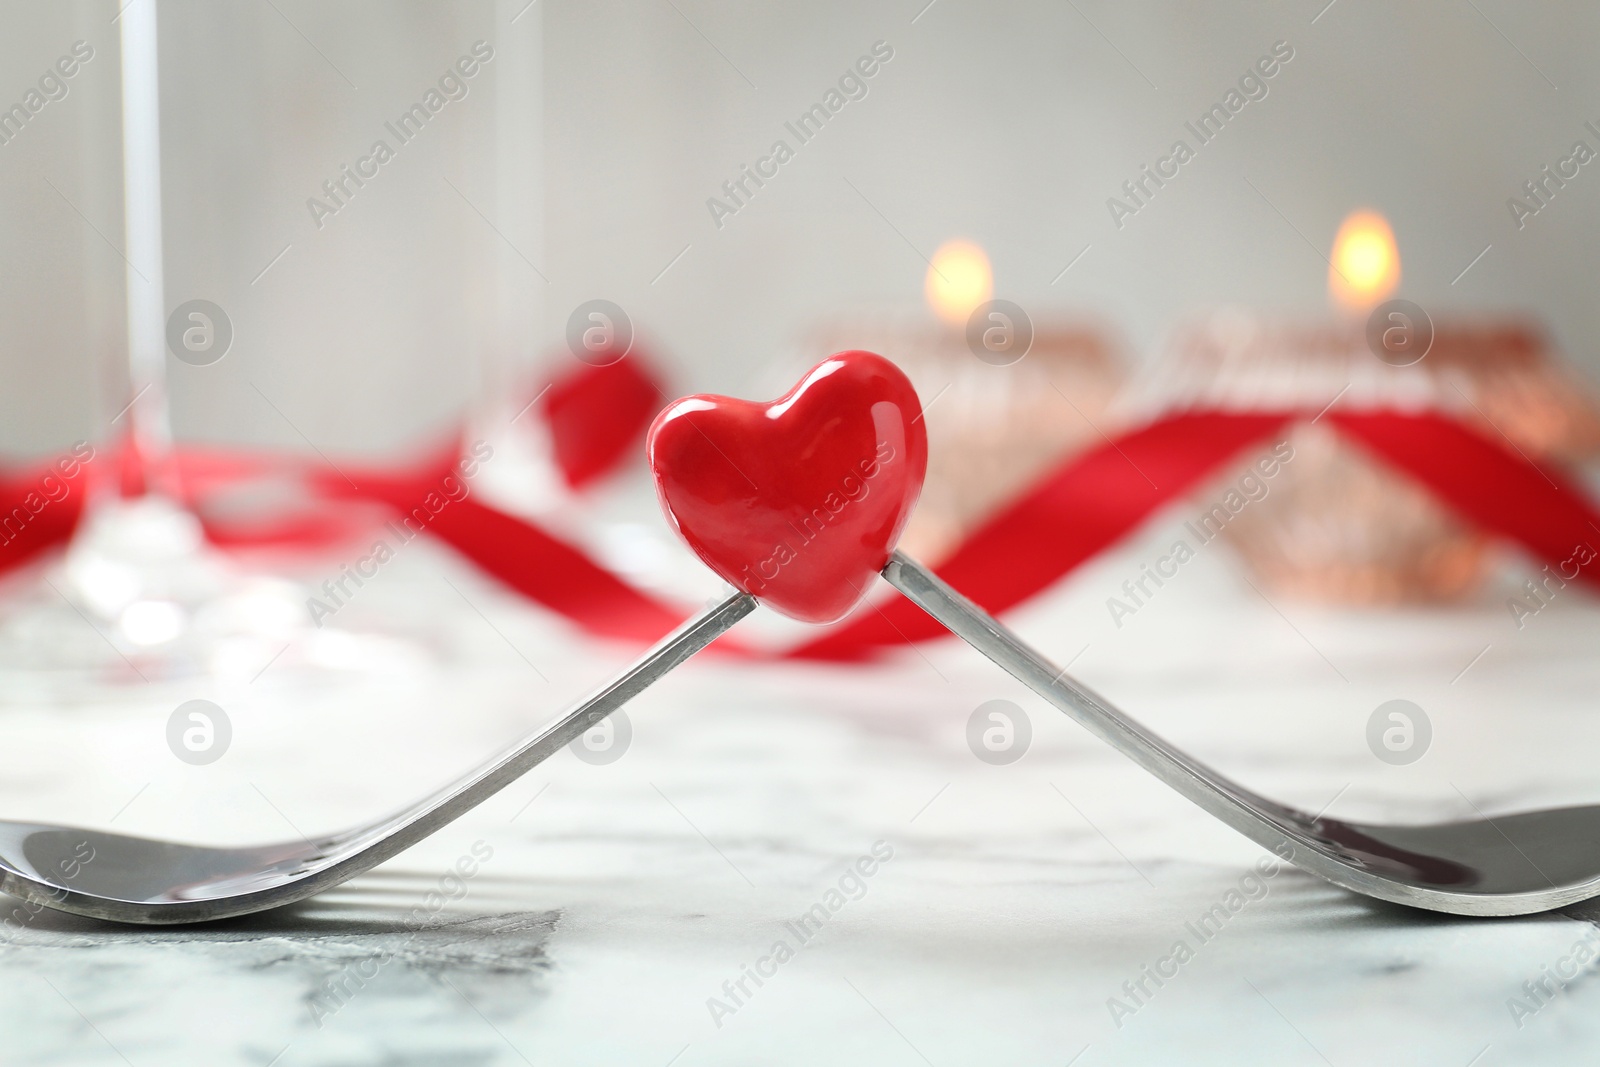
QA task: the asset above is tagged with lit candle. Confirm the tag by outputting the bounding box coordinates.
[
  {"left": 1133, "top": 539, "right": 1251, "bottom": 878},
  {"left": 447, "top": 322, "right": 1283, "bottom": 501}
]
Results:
[
  {"left": 1328, "top": 209, "right": 1400, "bottom": 314},
  {"left": 924, "top": 239, "right": 992, "bottom": 328}
]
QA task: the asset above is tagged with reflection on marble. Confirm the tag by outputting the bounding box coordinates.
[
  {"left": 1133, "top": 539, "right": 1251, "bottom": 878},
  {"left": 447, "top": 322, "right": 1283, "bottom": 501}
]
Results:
[
  {"left": 5, "top": 896, "right": 556, "bottom": 1066},
  {"left": 2, "top": 524, "right": 1600, "bottom": 1065}
]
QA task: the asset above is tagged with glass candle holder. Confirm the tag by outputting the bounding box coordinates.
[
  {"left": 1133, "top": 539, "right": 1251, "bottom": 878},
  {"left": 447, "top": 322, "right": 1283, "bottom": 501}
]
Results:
[{"left": 1137, "top": 311, "right": 1600, "bottom": 603}]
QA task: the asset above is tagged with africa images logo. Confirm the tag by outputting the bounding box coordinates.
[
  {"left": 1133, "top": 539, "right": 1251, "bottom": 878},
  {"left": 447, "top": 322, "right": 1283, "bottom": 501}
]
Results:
[
  {"left": 1106, "top": 441, "right": 1294, "bottom": 628},
  {"left": 305, "top": 42, "right": 495, "bottom": 230},
  {"left": 705, "top": 842, "right": 895, "bottom": 1029},
  {"left": 1105, "top": 40, "right": 1294, "bottom": 229},
  {"left": 736, "top": 441, "right": 897, "bottom": 595},
  {"left": 705, "top": 41, "right": 895, "bottom": 230}
]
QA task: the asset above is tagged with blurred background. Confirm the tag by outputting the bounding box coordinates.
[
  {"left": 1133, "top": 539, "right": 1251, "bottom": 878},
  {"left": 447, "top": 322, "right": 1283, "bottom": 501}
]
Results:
[
  {"left": 5, "top": 0, "right": 1600, "bottom": 456},
  {"left": 1, "top": 0, "right": 1599, "bottom": 761}
]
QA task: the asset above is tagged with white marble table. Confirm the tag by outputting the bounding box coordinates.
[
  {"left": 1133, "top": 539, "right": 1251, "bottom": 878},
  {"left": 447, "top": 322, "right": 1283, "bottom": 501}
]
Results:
[{"left": 2, "top": 514, "right": 1599, "bottom": 1066}]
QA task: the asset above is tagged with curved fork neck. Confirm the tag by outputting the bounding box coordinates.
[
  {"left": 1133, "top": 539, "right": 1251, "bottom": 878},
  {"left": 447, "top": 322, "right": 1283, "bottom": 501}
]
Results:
[{"left": 880, "top": 551, "right": 1452, "bottom": 908}]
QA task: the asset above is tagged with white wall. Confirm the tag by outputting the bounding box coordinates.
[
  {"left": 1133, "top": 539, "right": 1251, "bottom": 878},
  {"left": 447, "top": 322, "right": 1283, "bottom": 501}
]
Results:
[
  {"left": 542, "top": 0, "right": 1600, "bottom": 397},
  {"left": 3, "top": 0, "right": 1598, "bottom": 459}
]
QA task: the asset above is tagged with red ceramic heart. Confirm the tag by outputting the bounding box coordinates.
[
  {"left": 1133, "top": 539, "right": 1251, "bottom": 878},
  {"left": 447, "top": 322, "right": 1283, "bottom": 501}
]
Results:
[{"left": 648, "top": 352, "right": 928, "bottom": 623}]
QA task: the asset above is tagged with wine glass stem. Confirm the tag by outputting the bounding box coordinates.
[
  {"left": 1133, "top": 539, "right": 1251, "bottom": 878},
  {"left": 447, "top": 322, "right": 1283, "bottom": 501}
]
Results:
[{"left": 118, "top": 0, "right": 178, "bottom": 501}]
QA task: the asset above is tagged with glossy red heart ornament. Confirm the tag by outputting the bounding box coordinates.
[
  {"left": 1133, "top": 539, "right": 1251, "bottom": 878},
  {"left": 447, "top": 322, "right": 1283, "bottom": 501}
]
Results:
[{"left": 648, "top": 352, "right": 928, "bottom": 623}]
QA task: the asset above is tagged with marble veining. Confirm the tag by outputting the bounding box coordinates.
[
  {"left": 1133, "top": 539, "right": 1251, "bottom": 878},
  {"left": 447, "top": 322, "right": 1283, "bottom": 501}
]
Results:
[{"left": 1, "top": 538, "right": 1599, "bottom": 1065}]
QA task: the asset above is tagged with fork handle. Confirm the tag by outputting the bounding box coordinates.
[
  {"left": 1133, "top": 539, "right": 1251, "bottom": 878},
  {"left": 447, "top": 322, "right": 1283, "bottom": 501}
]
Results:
[{"left": 880, "top": 550, "right": 1305, "bottom": 861}]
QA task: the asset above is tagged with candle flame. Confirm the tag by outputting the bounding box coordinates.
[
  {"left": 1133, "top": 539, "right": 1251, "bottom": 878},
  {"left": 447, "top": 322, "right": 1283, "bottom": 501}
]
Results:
[
  {"left": 926, "top": 240, "right": 993, "bottom": 327},
  {"left": 1329, "top": 210, "right": 1399, "bottom": 312}
]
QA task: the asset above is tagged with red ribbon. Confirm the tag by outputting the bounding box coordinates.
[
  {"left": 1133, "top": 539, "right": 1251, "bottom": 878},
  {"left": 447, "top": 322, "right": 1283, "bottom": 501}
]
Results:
[
  {"left": 542, "top": 357, "right": 664, "bottom": 491},
  {"left": 4, "top": 382, "right": 1597, "bottom": 660},
  {"left": 792, "top": 411, "right": 1600, "bottom": 659},
  {"left": 0, "top": 461, "right": 89, "bottom": 570},
  {"left": 794, "top": 412, "right": 1290, "bottom": 659}
]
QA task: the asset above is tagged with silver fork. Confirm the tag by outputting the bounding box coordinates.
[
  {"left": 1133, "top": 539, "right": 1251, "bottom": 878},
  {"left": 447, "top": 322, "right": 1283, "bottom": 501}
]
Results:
[{"left": 0, "top": 552, "right": 1591, "bottom": 924}]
